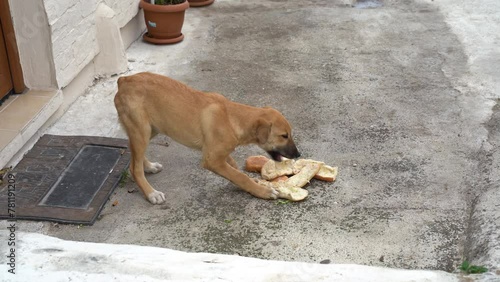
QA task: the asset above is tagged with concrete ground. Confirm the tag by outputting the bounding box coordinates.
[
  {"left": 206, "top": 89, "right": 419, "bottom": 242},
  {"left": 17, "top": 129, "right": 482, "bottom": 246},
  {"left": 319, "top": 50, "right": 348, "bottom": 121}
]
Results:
[{"left": 3, "top": 0, "right": 499, "bottom": 279}]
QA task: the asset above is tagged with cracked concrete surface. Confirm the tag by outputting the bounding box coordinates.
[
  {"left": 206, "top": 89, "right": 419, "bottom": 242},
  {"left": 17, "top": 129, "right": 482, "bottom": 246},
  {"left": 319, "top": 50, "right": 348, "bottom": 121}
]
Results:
[
  {"left": 466, "top": 99, "right": 500, "bottom": 269},
  {"left": 3, "top": 0, "right": 499, "bottom": 278}
]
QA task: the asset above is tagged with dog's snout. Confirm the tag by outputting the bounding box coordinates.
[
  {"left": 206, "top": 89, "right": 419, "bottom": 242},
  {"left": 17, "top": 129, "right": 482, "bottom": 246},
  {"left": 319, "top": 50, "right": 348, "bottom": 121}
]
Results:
[{"left": 285, "top": 142, "right": 300, "bottom": 159}]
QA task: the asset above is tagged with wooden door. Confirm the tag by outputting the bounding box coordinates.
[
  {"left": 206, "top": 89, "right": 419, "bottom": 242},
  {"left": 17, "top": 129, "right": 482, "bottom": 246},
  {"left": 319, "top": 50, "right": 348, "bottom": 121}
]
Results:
[
  {"left": 0, "top": 0, "right": 25, "bottom": 98},
  {"left": 0, "top": 20, "right": 13, "bottom": 100}
]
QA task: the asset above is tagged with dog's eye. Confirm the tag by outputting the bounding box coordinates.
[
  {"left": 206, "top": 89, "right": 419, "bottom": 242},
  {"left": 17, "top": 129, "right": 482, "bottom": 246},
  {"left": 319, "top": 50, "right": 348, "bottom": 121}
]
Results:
[{"left": 281, "top": 134, "right": 289, "bottom": 139}]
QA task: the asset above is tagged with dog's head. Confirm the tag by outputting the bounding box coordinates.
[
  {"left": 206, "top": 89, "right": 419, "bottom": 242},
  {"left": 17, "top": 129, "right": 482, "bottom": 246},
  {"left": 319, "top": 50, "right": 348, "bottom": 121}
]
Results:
[{"left": 256, "top": 108, "right": 300, "bottom": 161}]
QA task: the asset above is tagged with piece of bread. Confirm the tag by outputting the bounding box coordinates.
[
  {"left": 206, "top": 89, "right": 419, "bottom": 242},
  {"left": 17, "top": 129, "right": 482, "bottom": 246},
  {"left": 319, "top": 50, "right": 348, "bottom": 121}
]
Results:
[
  {"left": 315, "top": 165, "right": 338, "bottom": 182},
  {"left": 255, "top": 163, "right": 320, "bottom": 201},
  {"left": 256, "top": 179, "right": 308, "bottom": 201},
  {"left": 260, "top": 158, "right": 337, "bottom": 182},
  {"left": 286, "top": 163, "right": 322, "bottom": 187},
  {"left": 293, "top": 159, "right": 324, "bottom": 173},
  {"left": 275, "top": 185, "right": 309, "bottom": 202},
  {"left": 293, "top": 159, "right": 338, "bottom": 182},
  {"left": 261, "top": 158, "right": 295, "bottom": 180},
  {"left": 271, "top": 175, "right": 289, "bottom": 182},
  {"left": 245, "top": 155, "right": 270, "bottom": 173}
]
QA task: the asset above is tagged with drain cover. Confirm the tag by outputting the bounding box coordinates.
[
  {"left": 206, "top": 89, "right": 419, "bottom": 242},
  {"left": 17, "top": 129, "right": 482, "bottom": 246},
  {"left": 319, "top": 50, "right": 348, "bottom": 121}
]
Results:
[{"left": 39, "top": 145, "right": 123, "bottom": 209}]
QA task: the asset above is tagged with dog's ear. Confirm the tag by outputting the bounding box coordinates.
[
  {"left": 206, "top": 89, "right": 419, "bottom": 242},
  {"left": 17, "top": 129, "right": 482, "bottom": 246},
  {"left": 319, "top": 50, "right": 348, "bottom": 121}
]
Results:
[{"left": 256, "top": 119, "right": 271, "bottom": 144}]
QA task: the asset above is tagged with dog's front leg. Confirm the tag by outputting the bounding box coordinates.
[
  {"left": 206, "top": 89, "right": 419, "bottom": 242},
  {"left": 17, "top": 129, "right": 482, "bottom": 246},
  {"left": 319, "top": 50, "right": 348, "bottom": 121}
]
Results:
[
  {"left": 226, "top": 155, "right": 238, "bottom": 169},
  {"left": 203, "top": 152, "right": 278, "bottom": 200}
]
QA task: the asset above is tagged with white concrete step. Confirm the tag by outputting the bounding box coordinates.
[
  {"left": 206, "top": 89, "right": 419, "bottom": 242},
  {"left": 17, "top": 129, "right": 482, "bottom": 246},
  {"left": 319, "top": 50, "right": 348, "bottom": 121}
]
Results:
[
  {"left": 0, "top": 232, "right": 461, "bottom": 282},
  {"left": 0, "top": 90, "right": 62, "bottom": 169}
]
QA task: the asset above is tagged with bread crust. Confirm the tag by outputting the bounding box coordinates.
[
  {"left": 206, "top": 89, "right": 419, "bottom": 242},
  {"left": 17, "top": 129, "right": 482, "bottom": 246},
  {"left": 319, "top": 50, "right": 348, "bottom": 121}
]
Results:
[
  {"left": 271, "top": 175, "right": 289, "bottom": 182},
  {"left": 245, "top": 155, "right": 270, "bottom": 172},
  {"left": 314, "top": 165, "right": 338, "bottom": 182}
]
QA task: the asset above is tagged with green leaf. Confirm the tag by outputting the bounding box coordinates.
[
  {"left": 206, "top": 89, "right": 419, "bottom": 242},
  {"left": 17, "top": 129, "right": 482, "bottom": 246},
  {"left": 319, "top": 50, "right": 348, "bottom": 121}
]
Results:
[
  {"left": 468, "top": 265, "right": 488, "bottom": 274},
  {"left": 276, "top": 199, "right": 291, "bottom": 205},
  {"left": 119, "top": 170, "right": 130, "bottom": 187},
  {"left": 460, "top": 260, "right": 470, "bottom": 271},
  {"left": 459, "top": 260, "right": 488, "bottom": 274}
]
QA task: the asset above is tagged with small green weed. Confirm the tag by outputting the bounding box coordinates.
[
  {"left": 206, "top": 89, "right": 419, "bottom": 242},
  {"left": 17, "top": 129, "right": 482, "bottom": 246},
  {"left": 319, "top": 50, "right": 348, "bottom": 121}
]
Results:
[
  {"left": 224, "top": 219, "right": 232, "bottom": 224},
  {"left": 0, "top": 167, "right": 12, "bottom": 185},
  {"left": 119, "top": 170, "right": 130, "bottom": 187},
  {"left": 459, "top": 260, "right": 488, "bottom": 274},
  {"left": 276, "top": 199, "right": 291, "bottom": 205}
]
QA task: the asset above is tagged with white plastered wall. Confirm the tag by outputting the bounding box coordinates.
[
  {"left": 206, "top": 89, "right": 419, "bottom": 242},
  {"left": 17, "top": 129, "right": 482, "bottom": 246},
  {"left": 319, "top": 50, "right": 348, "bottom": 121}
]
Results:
[
  {"left": 9, "top": 0, "right": 144, "bottom": 91},
  {"left": 8, "top": 0, "right": 58, "bottom": 90},
  {"left": 43, "top": 0, "right": 100, "bottom": 88}
]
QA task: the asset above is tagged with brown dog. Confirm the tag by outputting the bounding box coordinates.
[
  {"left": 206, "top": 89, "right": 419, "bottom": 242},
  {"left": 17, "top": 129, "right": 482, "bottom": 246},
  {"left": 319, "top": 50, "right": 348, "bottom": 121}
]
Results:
[{"left": 114, "top": 72, "right": 300, "bottom": 204}]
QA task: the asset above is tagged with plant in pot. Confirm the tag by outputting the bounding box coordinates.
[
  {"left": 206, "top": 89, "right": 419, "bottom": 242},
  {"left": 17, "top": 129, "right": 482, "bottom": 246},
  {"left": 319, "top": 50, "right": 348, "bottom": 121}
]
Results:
[
  {"left": 188, "top": 0, "right": 215, "bottom": 7},
  {"left": 140, "top": 0, "right": 189, "bottom": 44}
]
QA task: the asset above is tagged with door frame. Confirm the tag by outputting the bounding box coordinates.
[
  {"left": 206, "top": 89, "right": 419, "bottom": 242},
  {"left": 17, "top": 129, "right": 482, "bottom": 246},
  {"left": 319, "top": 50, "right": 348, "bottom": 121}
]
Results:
[{"left": 0, "top": 0, "right": 25, "bottom": 94}]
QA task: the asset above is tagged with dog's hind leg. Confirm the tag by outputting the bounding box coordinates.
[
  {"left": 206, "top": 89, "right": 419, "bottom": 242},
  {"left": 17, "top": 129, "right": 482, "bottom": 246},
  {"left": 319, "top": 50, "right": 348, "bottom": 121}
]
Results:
[
  {"left": 143, "top": 130, "right": 163, "bottom": 174},
  {"left": 127, "top": 123, "right": 166, "bottom": 204},
  {"left": 144, "top": 157, "right": 163, "bottom": 174}
]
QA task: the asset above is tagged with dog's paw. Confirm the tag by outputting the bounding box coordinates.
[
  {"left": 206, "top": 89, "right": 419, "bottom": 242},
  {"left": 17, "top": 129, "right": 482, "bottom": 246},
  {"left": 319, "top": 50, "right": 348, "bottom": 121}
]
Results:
[
  {"left": 147, "top": 190, "right": 166, "bottom": 204},
  {"left": 145, "top": 162, "right": 163, "bottom": 174},
  {"left": 269, "top": 187, "right": 279, "bottom": 199},
  {"left": 254, "top": 186, "right": 279, "bottom": 200}
]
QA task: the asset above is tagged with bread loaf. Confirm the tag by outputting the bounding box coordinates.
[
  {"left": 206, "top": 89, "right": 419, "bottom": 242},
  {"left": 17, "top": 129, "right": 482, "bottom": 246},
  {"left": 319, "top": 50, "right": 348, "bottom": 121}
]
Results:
[
  {"left": 245, "top": 155, "right": 270, "bottom": 172},
  {"left": 246, "top": 155, "right": 338, "bottom": 201},
  {"left": 260, "top": 157, "right": 338, "bottom": 182},
  {"left": 255, "top": 163, "right": 320, "bottom": 201}
]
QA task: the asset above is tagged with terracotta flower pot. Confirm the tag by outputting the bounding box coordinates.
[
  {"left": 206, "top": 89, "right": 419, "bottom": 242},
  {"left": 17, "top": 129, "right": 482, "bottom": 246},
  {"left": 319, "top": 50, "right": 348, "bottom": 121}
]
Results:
[
  {"left": 140, "top": 0, "right": 189, "bottom": 44},
  {"left": 188, "top": 0, "right": 215, "bottom": 7}
]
